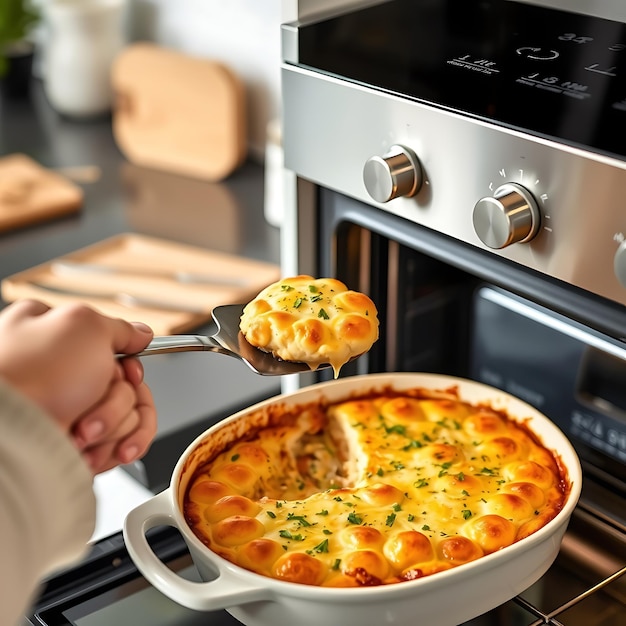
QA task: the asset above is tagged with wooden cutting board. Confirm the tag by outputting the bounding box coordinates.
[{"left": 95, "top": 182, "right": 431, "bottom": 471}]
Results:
[
  {"left": 1, "top": 233, "right": 281, "bottom": 334},
  {"left": 111, "top": 43, "right": 247, "bottom": 182},
  {"left": 0, "top": 154, "right": 83, "bottom": 232}
]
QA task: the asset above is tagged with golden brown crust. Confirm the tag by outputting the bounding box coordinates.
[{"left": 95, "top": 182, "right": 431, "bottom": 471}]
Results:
[
  {"left": 239, "top": 275, "right": 379, "bottom": 377},
  {"left": 184, "top": 388, "right": 567, "bottom": 588}
]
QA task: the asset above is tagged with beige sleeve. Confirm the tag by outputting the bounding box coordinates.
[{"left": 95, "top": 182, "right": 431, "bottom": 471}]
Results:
[{"left": 0, "top": 378, "right": 96, "bottom": 626}]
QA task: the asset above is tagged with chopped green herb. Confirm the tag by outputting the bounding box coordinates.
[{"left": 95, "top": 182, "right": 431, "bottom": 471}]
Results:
[
  {"left": 323, "top": 529, "right": 333, "bottom": 535},
  {"left": 287, "top": 514, "right": 312, "bottom": 527},
  {"left": 294, "top": 297, "right": 304, "bottom": 308},
  {"left": 402, "top": 439, "right": 424, "bottom": 451},
  {"left": 331, "top": 558, "right": 341, "bottom": 571},
  {"left": 308, "top": 285, "right": 319, "bottom": 293},
  {"left": 267, "top": 511, "right": 276, "bottom": 519},
  {"left": 386, "top": 512, "right": 396, "bottom": 527},
  {"left": 407, "top": 514, "right": 415, "bottom": 522},
  {"left": 279, "top": 530, "right": 304, "bottom": 541},
  {"left": 316, "top": 509, "right": 329, "bottom": 516},
  {"left": 422, "top": 524, "right": 431, "bottom": 531},
  {"left": 414, "top": 478, "right": 429, "bottom": 488},
  {"left": 313, "top": 539, "right": 329, "bottom": 553},
  {"left": 280, "top": 284, "right": 294, "bottom": 291},
  {"left": 383, "top": 423, "right": 407, "bottom": 436},
  {"left": 462, "top": 509, "right": 473, "bottom": 520},
  {"left": 230, "top": 453, "right": 240, "bottom": 462},
  {"left": 318, "top": 308, "right": 330, "bottom": 320},
  {"left": 347, "top": 512, "right": 363, "bottom": 525}
]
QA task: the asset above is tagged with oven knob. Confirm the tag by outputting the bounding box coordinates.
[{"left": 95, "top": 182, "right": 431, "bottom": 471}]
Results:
[
  {"left": 363, "top": 145, "right": 422, "bottom": 203},
  {"left": 472, "top": 183, "right": 541, "bottom": 249},
  {"left": 615, "top": 239, "right": 626, "bottom": 288}
]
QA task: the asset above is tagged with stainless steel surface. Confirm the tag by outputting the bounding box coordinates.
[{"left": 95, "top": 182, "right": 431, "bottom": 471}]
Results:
[
  {"left": 281, "top": 65, "right": 626, "bottom": 308},
  {"left": 50, "top": 260, "right": 251, "bottom": 287},
  {"left": 362, "top": 144, "right": 422, "bottom": 203},
  {"left": 472, "top": 182, "right": 541, "bottom": 249},
  {"left": 135, "top": 304, "right": 342, "bottom": 376},
  {"left": 27, "top": 280, "right": 208, "bottom": 313},
  {"left": 615, "top": 240, "right": 626, "bottom": 287}
]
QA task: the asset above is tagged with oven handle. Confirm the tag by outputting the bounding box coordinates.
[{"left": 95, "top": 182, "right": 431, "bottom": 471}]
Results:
[{"left": 123, "top": 489, "right": 270, "bottom": 611}]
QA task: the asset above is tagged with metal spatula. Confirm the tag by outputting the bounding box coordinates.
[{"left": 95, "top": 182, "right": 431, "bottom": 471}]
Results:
[{"left": 130, "top": 304, "right": 324, "bottom": 376}]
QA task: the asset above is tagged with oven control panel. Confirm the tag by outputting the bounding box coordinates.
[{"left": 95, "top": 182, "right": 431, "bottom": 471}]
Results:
[
  {"left": 282, "top": 0, "right": 626, "bottom": 308},
  {"left": 282, "top": 64, "right": 626, "bottom": 308}
]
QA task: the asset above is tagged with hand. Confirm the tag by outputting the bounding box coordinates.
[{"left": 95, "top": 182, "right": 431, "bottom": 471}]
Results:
[{"left": 0, "top": 300, "right": 158, "bottom": 473}]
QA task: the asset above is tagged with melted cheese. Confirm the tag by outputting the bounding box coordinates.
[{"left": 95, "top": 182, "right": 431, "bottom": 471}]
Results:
[
  {"left": 184, "top": 389, "right": 566, "bottom": 587},
  {"left": 239, "top": 275, "right": 379, "bottom": 377}
]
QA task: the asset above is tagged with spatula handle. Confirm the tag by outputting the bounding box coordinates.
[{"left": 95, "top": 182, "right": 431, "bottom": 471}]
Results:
[{"left": 132, "top": 335, "right": 233, "bottom": 356}]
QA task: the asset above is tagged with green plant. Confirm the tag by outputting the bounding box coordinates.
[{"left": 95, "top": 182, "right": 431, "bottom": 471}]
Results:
[{"left": 0, "top": 0, "right": 40, "bottom": 77}]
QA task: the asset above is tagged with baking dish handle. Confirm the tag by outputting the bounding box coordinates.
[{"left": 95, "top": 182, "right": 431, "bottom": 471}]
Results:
[{"left": 123, "top": 490, "right": 270, "bottom": 611}]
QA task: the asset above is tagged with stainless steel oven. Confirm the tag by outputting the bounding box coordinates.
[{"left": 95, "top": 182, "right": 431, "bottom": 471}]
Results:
[{"left": 280, "top": 0, "right": 626, "bottom": 624}]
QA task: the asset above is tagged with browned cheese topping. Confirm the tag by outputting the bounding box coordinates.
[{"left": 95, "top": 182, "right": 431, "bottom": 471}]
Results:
[
  {"left": 184, "top": 388, "right": 567, "bottom": 587},
  {"left": 239, "top": 275, "right": 379, "bottom": 377}
]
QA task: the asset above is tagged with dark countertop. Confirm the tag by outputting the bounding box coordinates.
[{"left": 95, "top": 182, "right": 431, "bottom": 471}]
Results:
[{"left": 0, "top": 82, "right": 282, "bottom": 491}]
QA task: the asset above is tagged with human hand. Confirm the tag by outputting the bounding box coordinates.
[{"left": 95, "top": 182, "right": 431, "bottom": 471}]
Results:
[{"left": 0, "top": 300, "right": 158, "bottom": 473}]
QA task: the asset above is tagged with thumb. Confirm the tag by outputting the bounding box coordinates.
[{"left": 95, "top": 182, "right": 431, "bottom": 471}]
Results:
[{"left": 108, "top": 319, "right": 154, "bottom": 356}]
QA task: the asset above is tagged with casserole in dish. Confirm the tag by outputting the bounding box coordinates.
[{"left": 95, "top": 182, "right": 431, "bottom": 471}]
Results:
[{"left": 124, "top": 373, "right": 582, "bottom": 626}]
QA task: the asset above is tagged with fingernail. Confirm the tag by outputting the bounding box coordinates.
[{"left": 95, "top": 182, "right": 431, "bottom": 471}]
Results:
[
  {"left": 132, "top": 321, "right": 153, "bottom": 333},
  {"left": 120, "top": 444, "right": 139, "bottom": 464},
  {"left": 82, "top": 420, "right": 104, "bottom": 442}
]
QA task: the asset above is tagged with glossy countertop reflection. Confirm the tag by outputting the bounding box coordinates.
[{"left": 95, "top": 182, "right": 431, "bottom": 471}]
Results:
[{"left": 0, "top": 81, "right": 282, "bottom": 490}]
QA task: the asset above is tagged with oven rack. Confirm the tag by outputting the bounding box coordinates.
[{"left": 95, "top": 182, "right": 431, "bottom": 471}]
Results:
[
  {"left": 500, "top": 499, "right": 626, "bottom": 626},
  {"left": 513, "top": 564, "right": 626, "bottom": 625}
]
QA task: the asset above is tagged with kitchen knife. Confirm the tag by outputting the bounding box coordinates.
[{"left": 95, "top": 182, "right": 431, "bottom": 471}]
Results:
[
  {"left": 26, "top": 281, "right": 209, "bottom": 313},
  {"left": 50, "top": 260, "right": 250, "bottom": 287}
]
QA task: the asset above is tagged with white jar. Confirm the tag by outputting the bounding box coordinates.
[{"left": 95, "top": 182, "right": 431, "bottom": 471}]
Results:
[{"left": 43, "top": 0, "right": 127, "bottom": 118}]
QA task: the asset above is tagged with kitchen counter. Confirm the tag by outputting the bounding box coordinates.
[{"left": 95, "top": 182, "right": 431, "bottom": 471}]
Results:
[{"left": 0, "top": 82, "right": 283, "bottom": 515}]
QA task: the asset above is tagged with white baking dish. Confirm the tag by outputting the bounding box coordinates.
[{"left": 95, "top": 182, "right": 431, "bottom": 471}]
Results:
[{"left": 124, "top": 373, "right": 582, "bottom": 626}]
